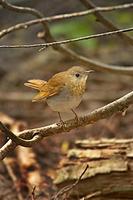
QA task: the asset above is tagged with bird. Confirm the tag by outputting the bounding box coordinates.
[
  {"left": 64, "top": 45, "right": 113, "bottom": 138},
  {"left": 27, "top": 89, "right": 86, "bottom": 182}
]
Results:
[{"left": 24, "top": 66, "right": 93, "bottom": 125}]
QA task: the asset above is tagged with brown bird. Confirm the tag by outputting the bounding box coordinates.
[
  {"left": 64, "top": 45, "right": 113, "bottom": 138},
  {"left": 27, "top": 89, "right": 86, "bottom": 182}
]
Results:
[{"left": 24, "top": 66, "right": 93, "bottom": 124}]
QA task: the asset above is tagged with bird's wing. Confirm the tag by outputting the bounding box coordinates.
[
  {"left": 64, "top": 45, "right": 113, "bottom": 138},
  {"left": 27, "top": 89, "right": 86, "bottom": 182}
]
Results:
[
  {"left": 46, "top": 71, "right": 66, "bottom": 96},
  {"left": 32, "top": 91, "right": 47, "bottom": 102},
  {"left": 30, "top": 72, "right": 66, "bottom": 102}
]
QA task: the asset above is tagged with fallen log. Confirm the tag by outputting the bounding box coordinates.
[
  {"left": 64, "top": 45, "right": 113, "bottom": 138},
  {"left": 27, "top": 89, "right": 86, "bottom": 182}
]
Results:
[{"left": 55, "top": 139, "right": 133, "bottom": 199}]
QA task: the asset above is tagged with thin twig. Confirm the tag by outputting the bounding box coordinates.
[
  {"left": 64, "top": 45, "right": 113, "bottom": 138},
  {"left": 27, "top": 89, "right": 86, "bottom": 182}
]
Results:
[
  {"left": 0, "top": 2, "right": 133, "bottom": 39},
  {"left": 53, "top": 165, "right": 89, "bottom": 200},
  {"left": 0, "top": 0, "right": 54, "bottom": 42},
  {"left": 56, "top": 45, "right": 133, "bottom": 76},
  {"left": 30, "top": 186, "right": 36, "bottom": 200},
  {"left": 0, "top": 0, "right": 43, "bottom": 17},
  {"left": 3, "top": 158, "right": 24, "bottom": 200},
  {"left": 0, "top": 0, "right": 133, "bottom": 75},
  {"left": 80, "top": 0, "right": 133, "bottom": 45},
  {"left": 79, "top": 191, "right": 101, "bottom": 200},
  {"left": 1, "top": 0, "right": 133, "bottom": 21},
  {"left": 0, "top": 27, "right": 132, "bottom": 50},
  {"left": 0, "top": 90, "right": 132, "bottom": 158}
]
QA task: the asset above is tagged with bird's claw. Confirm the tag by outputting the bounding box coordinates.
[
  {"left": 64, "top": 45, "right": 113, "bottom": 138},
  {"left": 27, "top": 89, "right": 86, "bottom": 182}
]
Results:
[
  {"left": 57, "top": 119, "right": 66, "bottom": 131},
  {"left": 75, "top": 116, "right": 80, "bottom": 124}
]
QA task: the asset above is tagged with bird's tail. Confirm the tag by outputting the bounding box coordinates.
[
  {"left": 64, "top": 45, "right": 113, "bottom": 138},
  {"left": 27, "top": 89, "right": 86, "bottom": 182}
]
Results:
[
  {"left": 24, "top": 79, "right": 47, "bottom": 102},
  {"left": 24, "top": 79, "right": 47, "bottom": 91}
]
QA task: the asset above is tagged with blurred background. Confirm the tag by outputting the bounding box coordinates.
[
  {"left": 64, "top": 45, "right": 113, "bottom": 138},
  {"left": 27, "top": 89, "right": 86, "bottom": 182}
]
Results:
[{"left": 0, "top": 0, "right": 133, "bottom": 199}]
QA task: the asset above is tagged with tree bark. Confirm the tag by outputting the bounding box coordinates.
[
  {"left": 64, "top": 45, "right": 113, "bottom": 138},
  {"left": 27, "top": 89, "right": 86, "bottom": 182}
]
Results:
[{"left": 55, "top": 139, "right": 133, "bottom": 199}]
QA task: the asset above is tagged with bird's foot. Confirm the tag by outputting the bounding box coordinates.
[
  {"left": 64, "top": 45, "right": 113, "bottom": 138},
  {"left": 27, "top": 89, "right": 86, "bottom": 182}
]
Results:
[
  {"left": 71, "top": 109, "right": 80, "bottom": 124},
  {"left": 57, "top": 112, "right": 66, "bottom": 131},
  {"left": 57, "top": 119, "right": 66, "bottom": 131},
  {"left": 74, "top": 115, "right": 80, "bottom": 124}
]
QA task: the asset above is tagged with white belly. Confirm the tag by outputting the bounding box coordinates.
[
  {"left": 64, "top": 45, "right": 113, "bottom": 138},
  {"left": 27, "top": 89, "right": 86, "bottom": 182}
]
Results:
[{"left": 46, "top": 88, "right": 82, "bottom": 113}]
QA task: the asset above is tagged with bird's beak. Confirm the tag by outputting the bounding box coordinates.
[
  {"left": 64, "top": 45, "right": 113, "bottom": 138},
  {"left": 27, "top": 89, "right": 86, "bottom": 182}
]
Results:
[{"left": 85, "top": 70, "right": 94, "bottom": 74}]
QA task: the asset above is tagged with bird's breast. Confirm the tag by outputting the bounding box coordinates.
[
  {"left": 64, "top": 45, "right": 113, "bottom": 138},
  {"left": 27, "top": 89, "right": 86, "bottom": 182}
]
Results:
[
  {"left": 68, "top": 82, "right": 86, "bottom": 96},
  {"left": 46, "top": 86, "right": 82, "bottom": 112}
]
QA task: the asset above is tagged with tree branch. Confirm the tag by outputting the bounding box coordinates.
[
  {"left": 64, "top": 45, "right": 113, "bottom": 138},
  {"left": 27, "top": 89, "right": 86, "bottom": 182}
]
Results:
[
  {"left": 80, "top": 0, "right": 133, "bottom": 45},
  {"left": 0, "top": 27, "right": 132, "bottom": 50},
  {"left": 0, "top": 91, "right": 133, "bottom": 159},
  {"left": 0, "top": 0, "right": 55, "bottom": 42},
  {"left": 0, "top": 2, "right": 133, "bottom": 39},
  {"left": 0, "top": 0, "right": 43, "bottom": 17},
  {"left": 0, "top": 0, "right": 133, "bottom": 76}
]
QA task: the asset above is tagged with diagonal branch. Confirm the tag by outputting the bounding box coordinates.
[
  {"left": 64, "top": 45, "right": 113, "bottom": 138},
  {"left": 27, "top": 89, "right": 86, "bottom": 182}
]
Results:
[
  {"left": 0, "top": 0, "right": 43, "bottom": 17},
  {"left": 0, "top": 0, "right": 54, "bottom": 42},
  {"left": 0, "top": 2, "right": 133, "bottom": 39},
  {"left": 0, "top": 0, "right": 133, "bottom": 76},
  {"left": 1, "top": 0, "right": 133, "bottom": 18},
  {"left": 0, "top": 90, "right": 133, "bottom": 159},
  {"left": 79, "top": 0, "right": 133, "bottom": 45}
]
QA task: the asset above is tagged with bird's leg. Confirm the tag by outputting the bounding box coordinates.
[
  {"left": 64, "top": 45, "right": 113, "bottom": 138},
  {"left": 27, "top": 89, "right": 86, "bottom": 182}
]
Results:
[
  {"left": 71, "top": 109, "right": 79, "bottom": 123},
  {"left": 57, "top": 112, "right": 65, "bottom": 128}
]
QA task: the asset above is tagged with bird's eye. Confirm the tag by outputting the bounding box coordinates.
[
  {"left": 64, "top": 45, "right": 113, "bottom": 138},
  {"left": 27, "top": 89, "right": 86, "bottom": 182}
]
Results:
[{"left": 75, "top": 73, "right": 80, "bottom": 78}]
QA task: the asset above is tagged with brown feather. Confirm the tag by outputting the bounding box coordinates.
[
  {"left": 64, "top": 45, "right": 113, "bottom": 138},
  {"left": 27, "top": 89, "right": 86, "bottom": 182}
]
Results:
[
  {"left": 24, "top": 72, "right": 67, "bottom": 101},
  {"left": 46, "top": 71, "right": 66, "bottom": 96},
  {"left": 24, "top": 79, "right": 47, "bottom": 90},
  {"left": 32, "top": 92, "right": 47, "bottom": 102}
]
